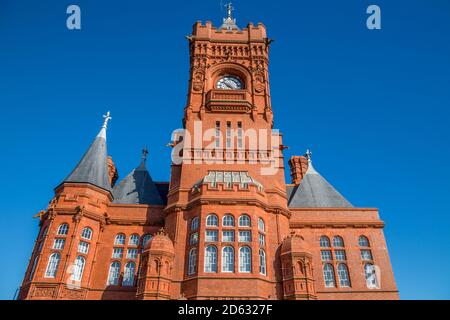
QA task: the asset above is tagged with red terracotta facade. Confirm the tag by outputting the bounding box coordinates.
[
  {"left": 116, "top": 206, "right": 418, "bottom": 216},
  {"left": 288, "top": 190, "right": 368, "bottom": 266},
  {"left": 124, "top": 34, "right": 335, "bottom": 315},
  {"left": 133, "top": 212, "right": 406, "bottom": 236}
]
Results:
[{"left": 19, "top": 19, "right": 398, "bottom": 300}]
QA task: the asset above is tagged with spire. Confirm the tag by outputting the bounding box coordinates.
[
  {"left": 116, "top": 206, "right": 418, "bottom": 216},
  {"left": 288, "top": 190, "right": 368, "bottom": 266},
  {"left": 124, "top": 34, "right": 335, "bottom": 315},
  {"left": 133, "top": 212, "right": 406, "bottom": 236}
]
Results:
[
  {"left": 220, "top": 2, "right": 239, "bottom": 31},
  {"left": 112, "top": 149, "right": 165, "bottom": 205},
  {"left": 287, "top": 150, "right": 352, "bottom": 208},
  {"left": 97, "top": 111, "right": 112, "bottom": 139},
  {"left": 62, "top": 112, "right": 112, "bottom": 191}
]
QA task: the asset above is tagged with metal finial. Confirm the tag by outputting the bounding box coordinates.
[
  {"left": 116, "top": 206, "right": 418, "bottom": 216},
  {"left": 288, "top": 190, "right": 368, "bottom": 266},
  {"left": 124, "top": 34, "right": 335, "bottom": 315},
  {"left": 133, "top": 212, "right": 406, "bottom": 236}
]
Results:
[
  {"left": 225, "top": 2, "right": 234, "bottom": 19},
  {"left": 102, "top": 111, "right": 112, "bottom": 129},
  {"left": 141, "top": 147, "right": 149, "bottom": 163},
  {"left": 305, "top": 149, "right": 312, "bottom": 162}
]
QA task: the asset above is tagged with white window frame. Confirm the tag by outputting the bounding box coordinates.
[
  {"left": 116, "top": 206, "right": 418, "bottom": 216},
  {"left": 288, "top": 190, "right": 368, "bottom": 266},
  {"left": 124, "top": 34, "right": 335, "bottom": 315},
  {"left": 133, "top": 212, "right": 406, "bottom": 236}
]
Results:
[
  {"left": 122, "top": 262, "right": 136, "bottom": 286},
  {"left": 239, "top": 246, "right": 251, "bottom": 273},
  {"left": 81, "top": 227, "right": 92, "bottom": 240},
  {"left": 107, "top": 262, "right": 121, "bottom": 286},
  {"left": 78, "top": 241, "right": 89, "bottom": 254},
  {"left": 114, "top": 233, "right": 126, "bottom": 245},
  {"left": 44, "top": 253, "right": 61, "bottom": 278},
  {"left": 204, "top": 246, "right": 218, "bottom": 273},
  {"left": 238, "top": 215, "right": 251, "bottom": 227},
  {"left": 222, "top": 246, "right": 234, "bottom": 272}
]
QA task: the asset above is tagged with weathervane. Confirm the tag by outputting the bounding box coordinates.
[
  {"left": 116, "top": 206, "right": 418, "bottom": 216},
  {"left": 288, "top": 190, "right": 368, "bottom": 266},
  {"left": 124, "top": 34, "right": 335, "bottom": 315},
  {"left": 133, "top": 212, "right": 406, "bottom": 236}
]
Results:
[
  {"left": 225, "top": 2, "right": 234, "bottom": 19},
  {"left": 142, "top": 147, "right": 149, "bottom": 163},
  {"left": 102, "top": 111, "right": 112, "bottom": 129}
]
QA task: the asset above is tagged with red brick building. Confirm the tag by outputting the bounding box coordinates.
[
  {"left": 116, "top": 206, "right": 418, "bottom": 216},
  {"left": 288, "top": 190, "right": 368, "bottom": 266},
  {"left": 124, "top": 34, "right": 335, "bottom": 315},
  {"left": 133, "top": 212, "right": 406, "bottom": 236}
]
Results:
[{"left": 19, "top": 9, "right": 398, "bottom": 300}]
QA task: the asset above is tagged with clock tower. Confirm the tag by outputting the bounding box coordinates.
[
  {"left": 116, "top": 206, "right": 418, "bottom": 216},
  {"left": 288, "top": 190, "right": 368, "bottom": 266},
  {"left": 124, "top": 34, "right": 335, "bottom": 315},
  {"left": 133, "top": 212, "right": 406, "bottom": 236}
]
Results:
[{"left": 164, "top": 6, "right": 291, "bottom": 299}]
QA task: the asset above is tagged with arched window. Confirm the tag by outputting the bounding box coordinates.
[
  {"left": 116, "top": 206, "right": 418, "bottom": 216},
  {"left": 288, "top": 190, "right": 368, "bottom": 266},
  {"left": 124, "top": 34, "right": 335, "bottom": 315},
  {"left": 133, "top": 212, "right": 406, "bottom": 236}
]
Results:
[
  {"left": 206, "top": 214, "right": 218, "bottom": 227},
  {"left": 258, "top": 218, "right": 265, "bottom": 232},
  {"left": 204, "top": 246, "right": 217, "bottom": 272},
  {"left": 259, "top": 249, "right": 267, "bottom": 275},
  {"left": 188, "top": 248, "right": 197, "bottom": 275},
  {"left": 191, "top": 217, "right": 199, "bottom": 231},
  {"left": 320, "top": 236, "right": 331, "bottom": 248},
  {"left": 239, "top": 246, "right": 251, "bottom": 273},
  {"left": 222, "top": 246, "right": 234, "bottom": 272},
  {"left": 129, "top": 234, "right": 139, "bottom": 246},
  {"left": 71, "top": 256, "right": 85, "bottom": 282},
  {"left": 359, "top": 236, "right": 370, "bottom": 247},
  {"left": 364, "top": 263, "right": 379, "bottom": 288},
  {"left": 45, "top": 253, "right": 61, "bottom": 278},
  {"left": 141, "top": 234, "right": 152, "bottom": 248},
  {"left": 323, "top": 264, "right": 336, "bottom": 288},
  {"left": 57, "top": 223, "right": 69, "bottom": 235},
  {"left": 222, "top": 215, "right": 235, "bottom": 227},
  {"left": 114, "top": 233, "right": 126, "bottom": 245},
  {"left": 123, "top": 262, "right": 136, "bottom": 286},
  {"left": 239, "top": 215, "right": 251, "bottom": 227},
  {"left": 81, "top": 227, "right": 92, "bottom": 240},
  {"left": 337, "top": 263, "right": 350, "bottom": 287},
  {"left": 333, "top": 236, "right": 344, "bottom": 247},
  {"left": 29, "top": 255, "right": 39, "bottom": 281},
  {"left": 107, "top": 262, "right": 121, "bottom": 285}
]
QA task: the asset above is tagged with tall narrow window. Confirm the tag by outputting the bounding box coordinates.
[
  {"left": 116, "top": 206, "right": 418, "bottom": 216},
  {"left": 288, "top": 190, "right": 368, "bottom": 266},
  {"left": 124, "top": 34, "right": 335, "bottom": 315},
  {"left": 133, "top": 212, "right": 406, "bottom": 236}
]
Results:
[
  {"left": 123, "top": 262, "right": 136, "bottom": 286},
  {"left": 323, "top": 263, "right": 336, "bottom": 288},
  {"left": 226, "top": 121, "right": 232, "bottom": 148},
  {"left": 71, "top": 256, "right": 85, "bottom": 282},
  {"left": 141, "top": 234, "right": 152, "bottom": 248},
  {"left": 239, "top": 214, "right": 251, "bottom": 227},
  {"left": 45, "top": 253, "right": 61, "bottom": 278},
  {"left": 258, "top": 218, "right": 265, "bottom": 232},
  {"left": 41, "top": 226, "right": 48, "bottom": 238},
  {"left": 188, "top": 248, "right": 197, "bottom": 275},
  {"left": 204, "top": 246, "right": 217, "bottom": 273},
  {"left": 258, "top": 233, "right": 265, "bottom": 246},
  {"left": 29, "top": 255, "right": 39, "bottom": 281},
  {"left": 337, "top": 263, "right": 351, "bottom": 287},
  {"left": 206, "top": 214, "right": 219, "bottom": 227},
  {"left": 107, "top": 262, "right": 121, "bottom": 286},
  {"left": 259, "top": 249, "right": 267, "bottom": 275},
  {"left": 332, "top": 236, "right": 344, "bottom": 247},
  {"left": 320, "top": 236, "right": 331, "bottom": 248},
  {"left": 57, "top": 223, "right": 69, "bottom": 235},
  {"left": 358, "top": 236, "right": 370, "bottom": 247},
  {"left": 191, "top": 217, "right": 199, "bottom": 231},
  {"left": 189, "top": 232, "right": 199, "bottom": 245},
  {"left": 222, "top": 246, "right": 234, "bottom": 272},
  {"left": 114, "top": 233, "right": 126, "bottom": 245},
  {"left": 237, "top": 122, "right": 243, "bottom": 149},
  {"left": 81, "top": 227, "right": 92, "bottom": 240},
  {"left": 129, "top": 234, "right": 139, "bottom": 246},
  {"left": 223, "top": 214, "right": 235, "bottom": 227},
  {"left": 239, "top": 246, "right": 251, "bottom": 273},
  {"left": 215, "top": 121, "right": 221, "bottom": 148},
  {"left": 364, "top": 263, "right": 379, "bottom": 288}
]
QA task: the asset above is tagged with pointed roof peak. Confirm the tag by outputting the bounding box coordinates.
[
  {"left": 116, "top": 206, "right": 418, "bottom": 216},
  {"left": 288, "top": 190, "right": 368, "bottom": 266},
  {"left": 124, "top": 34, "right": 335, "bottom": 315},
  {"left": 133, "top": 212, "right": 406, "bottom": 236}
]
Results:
[
  {"left": 96, "top": 111, "right": 112, "bottom": 139},
  {"left": 287, "top": 151, "right": 352, "bottom": 208},
  {"left": 305, "top": 149, "right": 318, "bottom": 175},
  {"left": 112, "top": 149, "right": 164, "bottom": 205},
  {"left": 62, "top": 112, "right": 112, "bottom": 191}
]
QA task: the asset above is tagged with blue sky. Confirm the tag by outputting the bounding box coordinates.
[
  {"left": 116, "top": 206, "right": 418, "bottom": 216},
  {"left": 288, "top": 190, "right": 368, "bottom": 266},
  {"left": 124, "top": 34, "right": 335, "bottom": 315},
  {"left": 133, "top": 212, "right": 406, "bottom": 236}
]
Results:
[{"left": 0, "top": 0, "right": 449, "bottom": 299}]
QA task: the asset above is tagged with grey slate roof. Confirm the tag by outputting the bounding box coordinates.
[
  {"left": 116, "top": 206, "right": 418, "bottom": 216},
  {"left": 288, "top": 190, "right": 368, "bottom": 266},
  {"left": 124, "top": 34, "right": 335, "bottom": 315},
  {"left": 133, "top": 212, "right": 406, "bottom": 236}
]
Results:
[
  {"left": 63, "top": 129, "right": 111, "bottom": 191},
  {"left": 112, "top": 162, "right": 165, "bottom": 205},
  {"left": 287, "top": 161, "right": 352, "bottom": 208}
]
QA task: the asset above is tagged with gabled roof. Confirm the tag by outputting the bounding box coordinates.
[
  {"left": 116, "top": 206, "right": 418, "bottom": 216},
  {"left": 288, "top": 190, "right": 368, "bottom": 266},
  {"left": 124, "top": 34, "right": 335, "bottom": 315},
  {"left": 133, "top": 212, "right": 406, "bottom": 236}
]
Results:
[
  {"left": 63, "top": 126, "right": 111, "bottom": 191},
  {"left": 112, "top": 162, "right": 165, "bottom": 205},
  {"left": 287, "top": 159, "right": 352, "bottom": 208}
]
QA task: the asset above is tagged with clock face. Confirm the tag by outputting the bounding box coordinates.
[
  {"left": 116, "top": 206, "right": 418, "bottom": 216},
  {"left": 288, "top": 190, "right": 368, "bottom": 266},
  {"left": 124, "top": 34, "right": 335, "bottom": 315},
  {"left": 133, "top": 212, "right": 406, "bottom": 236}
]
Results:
[{"left": 216, "top": 76, "right": 243, "bottom": 90}]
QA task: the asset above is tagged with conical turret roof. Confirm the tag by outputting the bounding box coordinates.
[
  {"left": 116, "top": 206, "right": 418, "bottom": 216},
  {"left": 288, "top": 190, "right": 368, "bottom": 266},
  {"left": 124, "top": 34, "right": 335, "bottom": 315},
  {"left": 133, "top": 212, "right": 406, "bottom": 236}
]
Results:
[
  {"left": 63, "top": 112, "right": 112, "bottom": 191},
  {"left": 287, "top": 153, "right": 352, "bottom": 208},
  {"left": 112, "top": 151, "right": 164, "bottom": 205}
]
